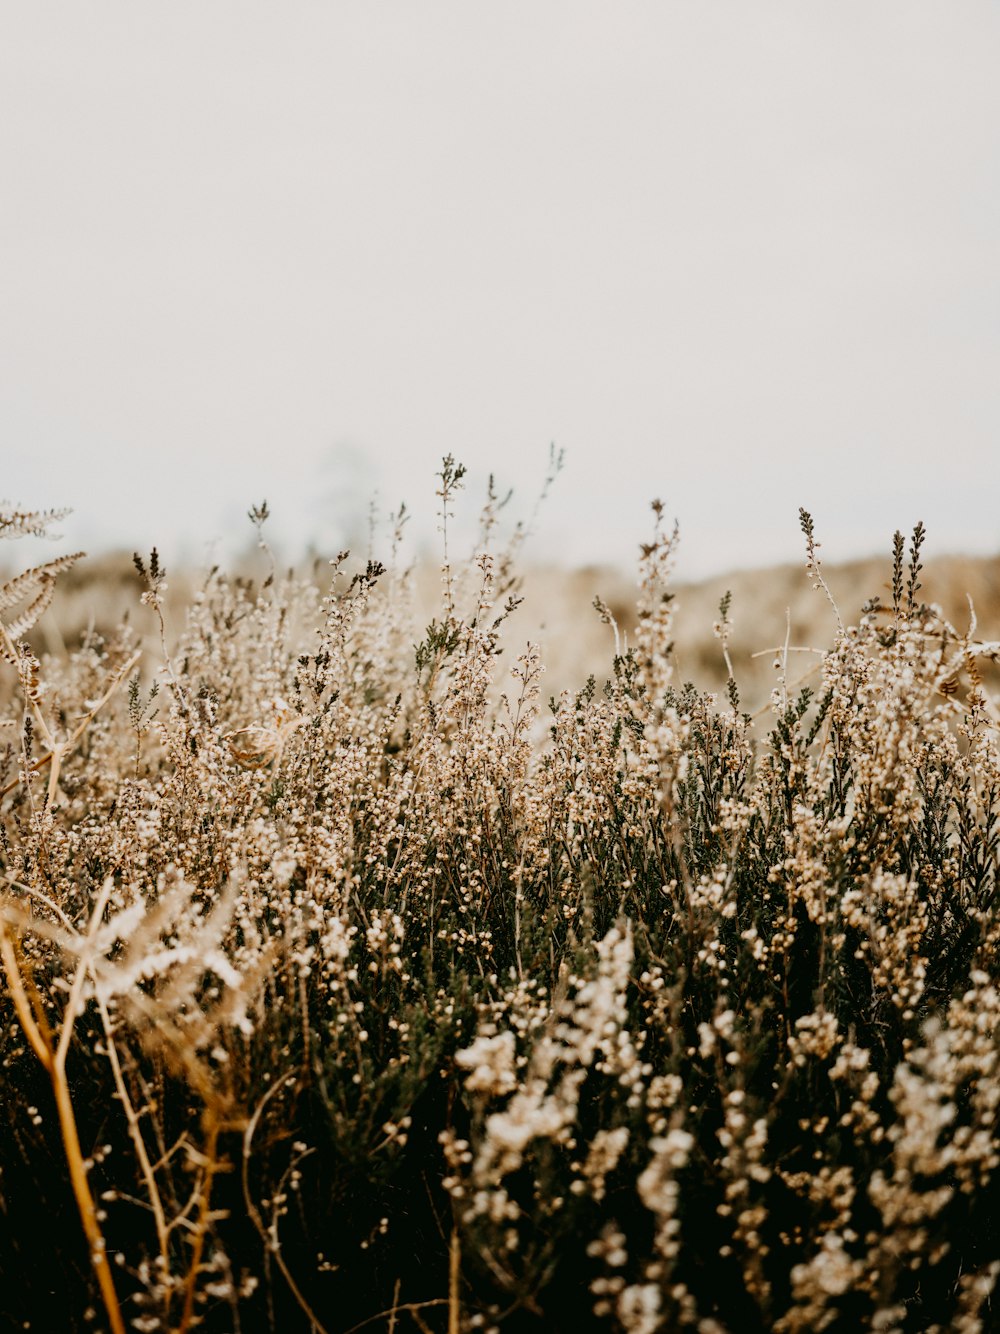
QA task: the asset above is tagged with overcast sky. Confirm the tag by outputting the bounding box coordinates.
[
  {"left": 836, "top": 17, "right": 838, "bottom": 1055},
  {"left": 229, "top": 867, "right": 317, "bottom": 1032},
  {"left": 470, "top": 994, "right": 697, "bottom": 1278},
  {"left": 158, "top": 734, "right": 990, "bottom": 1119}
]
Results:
[{"left": 2, "top": 2, "right": 998, "bottom": 579}]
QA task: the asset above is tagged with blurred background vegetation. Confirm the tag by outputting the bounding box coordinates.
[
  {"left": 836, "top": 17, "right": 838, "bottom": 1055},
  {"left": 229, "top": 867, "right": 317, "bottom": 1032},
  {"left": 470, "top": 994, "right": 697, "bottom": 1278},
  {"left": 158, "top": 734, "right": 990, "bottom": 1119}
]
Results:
[{"left": 14, "top": 547, "right": 1000, "bottom": 717}]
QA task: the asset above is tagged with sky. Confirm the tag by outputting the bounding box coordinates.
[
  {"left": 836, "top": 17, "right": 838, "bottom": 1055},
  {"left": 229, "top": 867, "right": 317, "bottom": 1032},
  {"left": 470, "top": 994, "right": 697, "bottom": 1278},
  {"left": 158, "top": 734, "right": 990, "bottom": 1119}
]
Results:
[{"left": 2, "top": 2, "right": 999, "bottom": 581}]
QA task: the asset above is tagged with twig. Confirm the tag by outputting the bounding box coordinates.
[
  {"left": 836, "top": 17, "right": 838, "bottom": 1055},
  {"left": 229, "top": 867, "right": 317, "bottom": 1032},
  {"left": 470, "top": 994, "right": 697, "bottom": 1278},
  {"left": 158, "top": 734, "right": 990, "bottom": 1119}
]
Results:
[
  {"left": 243, "top": 1075, "right": 332, "bottom": 1334},
  {"left": 448, "top": 1226, "right": 461, "bottom": 1334},
  {"left": 0, "top": 880, "right": 127, "bottom": 1334},
  {"left": 342, "top": 1299, "right": 450, "bottom": 1334},
  {"left": 92, "top": 979, "right": 171, "bottom": 1276}
]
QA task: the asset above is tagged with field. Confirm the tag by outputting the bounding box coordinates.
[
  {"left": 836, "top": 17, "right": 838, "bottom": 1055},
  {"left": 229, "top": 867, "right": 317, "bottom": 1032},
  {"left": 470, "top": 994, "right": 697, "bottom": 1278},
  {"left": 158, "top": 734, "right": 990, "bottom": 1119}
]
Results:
[{"left": 2, "top": 478, "right": 1000, "bottom": 1333}]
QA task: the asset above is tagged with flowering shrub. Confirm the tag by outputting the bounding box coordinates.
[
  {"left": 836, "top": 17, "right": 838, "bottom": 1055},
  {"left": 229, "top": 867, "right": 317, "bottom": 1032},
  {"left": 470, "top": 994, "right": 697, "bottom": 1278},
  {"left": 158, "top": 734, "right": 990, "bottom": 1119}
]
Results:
[{"left": 1, "top": 477, "right": 1000, "bottom": 1332}]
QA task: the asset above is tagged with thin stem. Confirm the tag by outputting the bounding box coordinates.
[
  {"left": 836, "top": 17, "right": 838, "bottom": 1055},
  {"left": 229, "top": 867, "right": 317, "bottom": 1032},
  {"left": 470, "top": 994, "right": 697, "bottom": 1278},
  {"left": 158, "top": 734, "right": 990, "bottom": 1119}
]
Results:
[
  {"left": 0, "top": 921, "right": 51, "bottom": 1068},
  {"left": 50, "top": 1069, "right": 128, "bottom": 1334},
  {"left": 93, "top": 980, "right": 171, "bottom": 1274},
  {"left": 55, "top": 877, "right": 114, "bottom": 1073},
  {"left": 175, "top": 1110, "right": 223, "bottom": 1334},
  {"left": 243, "top": 1076, "right": 331, "bottom": 1334},
  {"left": 0, "top": 906, "right": 127, "bottom": 1334},
  {"left": 448, "top": 1226, "right": 461, "bottom": 1334}
]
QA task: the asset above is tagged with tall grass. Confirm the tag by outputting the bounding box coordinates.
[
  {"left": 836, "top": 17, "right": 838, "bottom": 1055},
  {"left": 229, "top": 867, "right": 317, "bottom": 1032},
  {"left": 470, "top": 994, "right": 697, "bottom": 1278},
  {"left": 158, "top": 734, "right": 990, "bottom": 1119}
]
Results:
[{"left": 2, "top": 473, "right": 1000, "bottom": 1332}]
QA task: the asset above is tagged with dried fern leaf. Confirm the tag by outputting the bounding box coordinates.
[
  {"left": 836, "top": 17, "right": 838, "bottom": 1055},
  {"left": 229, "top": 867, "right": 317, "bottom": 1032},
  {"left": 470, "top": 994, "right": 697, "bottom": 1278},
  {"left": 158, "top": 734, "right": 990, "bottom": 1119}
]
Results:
[
  {"left": 0, "top": 552, "right": 84, "bottom": 614},
  {"left": 0, "top": 506, "right": 71, "bottom": 540},
  {"left": 4, "top": 580, "right": 56, "bottom": 640}
]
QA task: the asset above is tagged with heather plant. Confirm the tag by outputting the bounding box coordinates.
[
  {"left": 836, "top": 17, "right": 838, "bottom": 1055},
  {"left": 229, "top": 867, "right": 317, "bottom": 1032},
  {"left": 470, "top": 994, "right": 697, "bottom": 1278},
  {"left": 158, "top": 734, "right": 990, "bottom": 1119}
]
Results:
[{"left": 1, "top": 484, "right": 1000, "bottom": 1333}]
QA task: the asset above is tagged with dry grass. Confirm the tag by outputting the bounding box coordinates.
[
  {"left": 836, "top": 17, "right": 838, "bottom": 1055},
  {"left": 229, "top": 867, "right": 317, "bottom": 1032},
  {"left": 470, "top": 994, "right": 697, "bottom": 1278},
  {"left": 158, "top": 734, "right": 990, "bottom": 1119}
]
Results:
[
  {"left": 18, "top": 546, "right": 1000, "bottom": 714},
  {"left": 2, "top": 480, "right": 1000, "bottom": 1333}
]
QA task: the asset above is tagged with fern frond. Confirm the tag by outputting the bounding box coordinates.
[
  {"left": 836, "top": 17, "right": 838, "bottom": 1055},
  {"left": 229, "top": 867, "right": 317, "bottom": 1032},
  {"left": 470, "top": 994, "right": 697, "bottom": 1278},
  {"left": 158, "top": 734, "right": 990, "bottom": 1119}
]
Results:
[
  {"left": 0, "top": 553, "right": 85, "bottom": 615},
  {"left": 4, "top": 581, "right": 57, "bottom": 641},
  {"left": 0, "top": 506, "right": 71, "bottom": 540}
]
